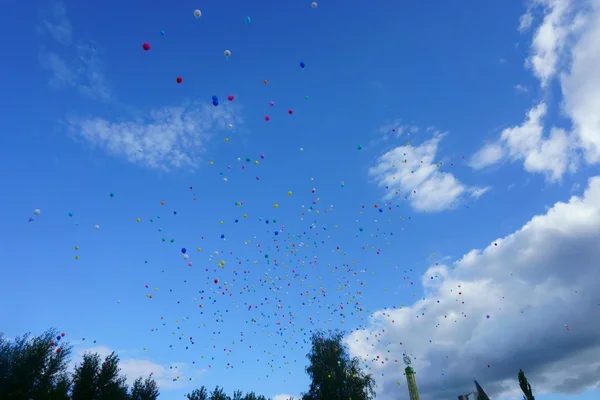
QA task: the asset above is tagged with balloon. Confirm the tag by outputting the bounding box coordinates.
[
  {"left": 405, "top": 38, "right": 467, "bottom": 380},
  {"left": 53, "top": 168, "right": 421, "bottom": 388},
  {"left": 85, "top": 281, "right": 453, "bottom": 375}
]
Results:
[
  {"left": 300, "top": 61, "right": 305, "bottom": 68},
  {"left": 176, "top": 77, "right": 182, "bottom": 84},
  {"left": 212, "top": 95, "right": 219, "bottom": 101},
  {"left": 224, "top": 50, "right": 231, "bottom": 57},
  {"left": 245, "top": 16, "right": 251, "bottom": 23},
  {"left": 142, "top": 42, "right": 151, "bottom": 51},
  {"left": 263, "top": 80, "right": 268, "bottom": 84},
  {"left": 94, "top": 225, "right": 100, "bottom": 229},
  {"left": 265, "top": 116, "right": 270, "bottom": 121},
  {"left": 311, "top": 2, "right": 317, "bottom": 8},
  {"left": 181, "top": 248, "right": 187, "bottom": 254},
  {"left": 269, "top": 101, "right": 274, "bottom": 106},
  {"left": 227, "top": 124, "right": 233, "bottom": 129},
  {"left": 288, "top": 109, "right": 293, "bottom": 115},
  {"left": 33, "top": 209, "right": 40, "bottom": 215},
  {"left": 160, "top": 30, "right": 165, "bottom": 36},
  {"left": 227, "top": 95, "right": 234, "bottom": 101},
  {"left": 194, "top": 9, "right": 202, "bottom": 18}
]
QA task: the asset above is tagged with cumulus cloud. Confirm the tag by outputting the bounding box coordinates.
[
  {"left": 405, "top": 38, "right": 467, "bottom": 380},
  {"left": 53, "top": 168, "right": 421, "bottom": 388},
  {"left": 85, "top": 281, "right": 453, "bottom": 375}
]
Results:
[
  {"left": 72, "top": 345, "right": 205, "bottom": 390},
  {"left": 469, "top": 103, "right": 576, "bottom": 181},
  {"left": 66, "top": 102, "right": 242, "bottom": 170},
  {"left": 369, "top": 134, "right": 488, "bottom": 212},
  {"left": 347, "top": 176, "right": 600, "bottom": 399},
  {"left": 470, "top": 0, "right": 600, "bottom": 181}
]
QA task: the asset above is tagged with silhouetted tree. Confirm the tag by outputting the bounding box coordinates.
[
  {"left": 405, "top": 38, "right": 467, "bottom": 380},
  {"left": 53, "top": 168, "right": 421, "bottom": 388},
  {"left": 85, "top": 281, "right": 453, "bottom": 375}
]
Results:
[
  {"left": 71, "top": 351, "right": 128, "bottom": 400},
  {"left": 518, "top": 369, "right": 535, "bottom": 400},
  {"left": 210, "top": 385, "right": 230, "bottom": 400},
  {"left": 130, "top": 376, "right": 160, "bottom": 400},
  {"left": 187, "top": 386, "right": 209, "bottom": 400},
  {"left": 232, "top": 389, "right": 244, "bottom": 400},
  {"left": 302, "top": 330, "right": 375, "bottom": 400},
  {"left": 0, "top": 329, "right": 72, "bottom": 399}
]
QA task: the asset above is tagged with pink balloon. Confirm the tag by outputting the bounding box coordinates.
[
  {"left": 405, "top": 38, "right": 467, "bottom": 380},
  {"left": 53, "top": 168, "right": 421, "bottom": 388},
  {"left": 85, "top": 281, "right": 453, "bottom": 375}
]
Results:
[{"left": 265, "top": 116, "right": 270, "bottom": 121}]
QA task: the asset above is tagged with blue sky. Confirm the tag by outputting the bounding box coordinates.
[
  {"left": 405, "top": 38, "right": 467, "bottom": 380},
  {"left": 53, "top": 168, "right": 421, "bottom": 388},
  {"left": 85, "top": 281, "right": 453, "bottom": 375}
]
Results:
[{"left": 2, "top": 0, "right": 600, "bottom": 399}]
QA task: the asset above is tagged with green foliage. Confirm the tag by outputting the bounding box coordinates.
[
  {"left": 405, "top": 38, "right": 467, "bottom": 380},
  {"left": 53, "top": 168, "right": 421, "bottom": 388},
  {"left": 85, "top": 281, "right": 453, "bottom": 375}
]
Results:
[
  {"left": 518, "top": 369, "right": 535, "bottom": 400},
  {"left": 131, "top": 376, "right": 160, "bottom": 400},
  {"left": 0, "top": 328, "right": 73, "bottom": 400},
  {"left": 301, "top": 330, "right": 376, "bottom": 400},
  {"left": 210, "top": 385, "right": 230, "bottom": 400},
  {"left": 187, "top": 386, "right": 210, "bottom": 400}
]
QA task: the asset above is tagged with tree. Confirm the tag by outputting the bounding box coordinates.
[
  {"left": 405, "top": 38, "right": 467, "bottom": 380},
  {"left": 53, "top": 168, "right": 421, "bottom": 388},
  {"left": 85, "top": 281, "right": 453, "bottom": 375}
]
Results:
[
  {"left": 302, "top": 330, "right": 375, "bottom": 400},
  {"left": 187, "top": 386, "right": 209, "bottom": 400},
  {"left": 518, "top": 369, "right": 535, "bottom": 400},
  {"left": 210, "top": 385, "right": 230, "bottom": 400},
  {"left": 97, "top": 352, "right": 129, "bottom": 399},
  {"left": 131, "top": 376, "right": 160, "bottom": 400},
  {"left": 72, "top": 351, "right": 129, "bottom": 400},
  {"left": 232, "top": 390, "right": 244, "bottom": 400},
  {"left": 0, "top": 329, "right": 72, "bottom": 400}
]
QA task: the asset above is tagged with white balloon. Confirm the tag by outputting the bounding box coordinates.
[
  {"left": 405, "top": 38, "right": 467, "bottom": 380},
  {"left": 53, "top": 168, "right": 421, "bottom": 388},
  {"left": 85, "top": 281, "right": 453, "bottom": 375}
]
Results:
[
  {"left": 300, "top": 148, "right": 304, "bottom": 152},
  {"left": 138, "top": 148, "right": 143, "bottom": 152},
  {"left": 227, "top": 123, "right": 233, "bottom": 129},
  {"left": 183, "top": 254, "right": 189, "bottom": 260},
  {"left": 33, "top": 209, "right": 41, "bottom": 215},
  {"left": 94, "top": 225, "right": 100, "bottom": 229},
  {"left": 194, "top": 9, "right": 202, "bottom": 18},
  {"left": 224, "top": 49, "right": 231, "bottom": 57},
  {"left": 223, "top": 178, "right": 228, "bottom": 182},
  {"left": 311, "top": 2, "right": 317, "bottom": 8}
]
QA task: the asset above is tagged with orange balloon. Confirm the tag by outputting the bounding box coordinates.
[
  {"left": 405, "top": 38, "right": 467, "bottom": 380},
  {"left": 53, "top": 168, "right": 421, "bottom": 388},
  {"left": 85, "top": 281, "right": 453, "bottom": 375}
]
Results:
[
  {"left": 263, "top": 80, "right": 268, "bottom": 84},
  {"left": 161, "top": 201, "right": 165, "bottom": 205}
]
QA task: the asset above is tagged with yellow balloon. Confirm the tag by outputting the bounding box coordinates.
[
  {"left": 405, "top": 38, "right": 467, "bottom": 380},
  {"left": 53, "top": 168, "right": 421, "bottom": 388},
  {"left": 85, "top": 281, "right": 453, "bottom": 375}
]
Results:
[
  {"left": 287, "top": 191, "right": 292, "bottom": 196},
  {"left": 136, "top": 218, "right": 141, "bottom": 222},
  {"left": 197, "top": 247, "right": 202, "bottom": 252},
  {"left": 273, "top": 204, "right": 278, "bottom": 208}
]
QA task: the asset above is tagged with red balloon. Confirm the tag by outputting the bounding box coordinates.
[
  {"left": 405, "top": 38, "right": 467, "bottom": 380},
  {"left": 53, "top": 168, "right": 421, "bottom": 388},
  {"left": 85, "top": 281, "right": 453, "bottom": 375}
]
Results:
[
  {"left": 176, "top": 77, "right": 182, "bottom": 84},
  {"left": 214, "top": 279, "right": 219, "bottom": 284},
  {"left": 265, "top": 116, "right": 270, "bottom": 121},
  {"left": 227, "top": 95, "right": 234, "bottom": 101},
  {"left": 142, "top": 42, "right": 151, "bottom": 51},
  {"left": 288, "top": 109, "right": 293, "bottom": 115}
]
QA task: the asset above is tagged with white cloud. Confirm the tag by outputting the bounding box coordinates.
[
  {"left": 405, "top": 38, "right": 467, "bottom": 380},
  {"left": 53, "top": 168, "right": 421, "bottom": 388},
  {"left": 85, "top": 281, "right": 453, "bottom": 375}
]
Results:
[
  {"left": 560, "top": 0, "right": 600, "bottom": 164},
  {"left": 72, "top": 345, "right": 205, "bottom": 390},
  {"left": 273, "top": 394, "right": 297, "bottom": 400},
  {"left": 526, "top": 0, "right": 575, "bottom": 87},
  {"left": 39, "top": 51, "right": 78, "bottom": 89},
  {"left": 514, "top": 84, "right": 529, "bottom": 93},
  {"left": 67, "top": 102, "right": 242, "bottom": 170},
  {"left": 39, "top": 2, "right": 72, "bottom": 45},
  {"left": 348, "top": 175, "right": 600, "bottom": 399},
  {"left": 469, "top": 103, "right": 575, "bottom": 181},
  {"left": 469, "top": 1, "right": 600, "bottom": 181},
  {"left": 468, "top": 142, "right": 506, "bottom": 170},
  {"left": 38, "top": 3, "right": 111, "bottom": 100},
  {"left": 369, "top": 134, "right": 488, "bottom": 212}
]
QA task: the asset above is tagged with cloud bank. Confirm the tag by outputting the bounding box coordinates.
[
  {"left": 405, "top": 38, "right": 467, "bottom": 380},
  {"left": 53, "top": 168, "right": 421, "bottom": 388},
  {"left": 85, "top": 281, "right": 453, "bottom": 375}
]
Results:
[{"left": 348, "top": 175, "right": 600, "bottom": 399}]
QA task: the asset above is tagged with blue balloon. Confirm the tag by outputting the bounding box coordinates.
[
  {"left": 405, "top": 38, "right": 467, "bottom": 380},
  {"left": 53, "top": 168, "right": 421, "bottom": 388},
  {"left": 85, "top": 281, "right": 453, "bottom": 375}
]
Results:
[
  {"left": 181, "top": 248, "right": 186, "bottom": 254},
  {"left": 300, "top": 61, "right": 305, "bottom": 68},
  {"left": 160, "top": 30, "right": 165, "bottom": 36},
  {"left": 245, "top": 16, "right": 251, "bottom": 23},
  {"left": 212, "top": 95, "right": 219, "bottom": 101},
  {"left": 212, "top": 101, "right": 219, "bottom": 106}
]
